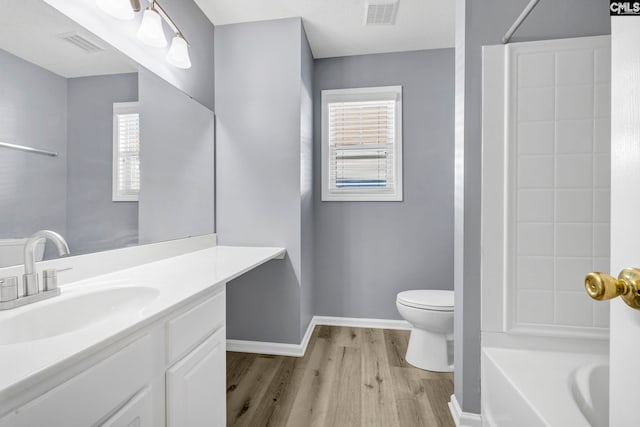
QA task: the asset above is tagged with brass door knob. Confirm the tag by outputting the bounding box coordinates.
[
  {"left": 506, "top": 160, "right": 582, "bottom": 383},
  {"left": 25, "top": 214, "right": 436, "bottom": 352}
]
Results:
[{"left": 585, "top": 268, "right": 640, "bottom": 310}]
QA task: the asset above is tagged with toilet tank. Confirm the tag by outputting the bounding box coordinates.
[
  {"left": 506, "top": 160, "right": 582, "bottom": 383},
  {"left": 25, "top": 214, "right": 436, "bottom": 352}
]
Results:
[{"left": 0, "top": 238, "right": 46, "bottom": 268}]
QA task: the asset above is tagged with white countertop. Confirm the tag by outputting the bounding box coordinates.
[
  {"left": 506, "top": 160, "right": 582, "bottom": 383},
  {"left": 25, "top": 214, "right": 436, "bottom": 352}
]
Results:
[{"left": 0, "top": 245, "right": 285, "bottom": 401}]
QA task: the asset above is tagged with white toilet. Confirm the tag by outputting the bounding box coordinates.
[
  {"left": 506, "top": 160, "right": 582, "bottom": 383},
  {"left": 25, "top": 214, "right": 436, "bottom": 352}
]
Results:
[{"left": 396, "top": 289, "right": 454, "bottom": 372}]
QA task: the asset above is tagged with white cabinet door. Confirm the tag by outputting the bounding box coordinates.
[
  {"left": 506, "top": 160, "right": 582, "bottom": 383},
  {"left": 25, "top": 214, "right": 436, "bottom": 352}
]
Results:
[
  {"left": 166, "top": 327, "right": 226, "bottom": 427},
  {"left": 100, "top": 387, "right": 152, "bottom": 427}
]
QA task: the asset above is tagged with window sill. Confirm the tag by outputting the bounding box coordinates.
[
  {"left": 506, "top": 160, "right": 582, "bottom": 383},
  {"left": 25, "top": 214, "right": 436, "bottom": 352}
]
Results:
[{"left": 321, "top": 193, "right": 403, "bottom": 202}]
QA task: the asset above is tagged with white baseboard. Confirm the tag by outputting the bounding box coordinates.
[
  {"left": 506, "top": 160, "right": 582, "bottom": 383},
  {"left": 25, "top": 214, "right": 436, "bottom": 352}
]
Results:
[
  {"left": 226, "top": 338, "right": 305, "bottom": 357},
  {"left": 226, "top": 316, "right": 315, "bottom": 357},
  {"left": 314, "top": 316, "right": 411, "bottom": 330},
  {"left": 226, "top": 316, "right": 411, "bottom": 357},
  {"left": 448, "top": 394, "right": 482, "bottom": 427}
]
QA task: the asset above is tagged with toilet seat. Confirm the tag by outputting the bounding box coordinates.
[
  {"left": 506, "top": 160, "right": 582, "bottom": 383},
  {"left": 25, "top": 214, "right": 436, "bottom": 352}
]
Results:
[{"left": 397, "top": 290, "right": 454, "bottom": 312}]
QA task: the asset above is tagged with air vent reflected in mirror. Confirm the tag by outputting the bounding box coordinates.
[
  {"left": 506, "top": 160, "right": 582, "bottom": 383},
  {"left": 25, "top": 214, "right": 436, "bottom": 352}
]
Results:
[{"left": 57, "top": 31, "right": 106, "bottom": 53}]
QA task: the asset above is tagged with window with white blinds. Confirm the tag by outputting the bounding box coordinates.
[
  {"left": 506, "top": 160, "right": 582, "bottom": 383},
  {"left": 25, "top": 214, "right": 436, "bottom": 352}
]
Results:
[
  {"left": 112, "top": 102, "right": 140, "bottom": 202},
  {"left": 322, "top": 86, "right": 402, "bottom": 201}
]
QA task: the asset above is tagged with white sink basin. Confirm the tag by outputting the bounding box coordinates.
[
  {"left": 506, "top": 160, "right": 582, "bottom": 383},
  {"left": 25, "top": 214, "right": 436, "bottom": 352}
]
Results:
[{"left": 0, "top": 286, "right": 159, "bottom": 345}]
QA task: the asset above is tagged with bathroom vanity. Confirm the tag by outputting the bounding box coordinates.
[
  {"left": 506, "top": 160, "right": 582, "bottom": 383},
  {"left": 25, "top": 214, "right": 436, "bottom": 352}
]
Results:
[
  {"left": 0, "top": 1, "right": 283, "bottom": 424},
  {"left": 0, "top": 243, "right": 285, "bottom": 426}
]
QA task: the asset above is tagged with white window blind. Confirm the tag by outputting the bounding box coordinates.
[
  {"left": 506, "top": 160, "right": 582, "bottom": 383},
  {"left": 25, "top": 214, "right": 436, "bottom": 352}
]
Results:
[
  {"left": 112, "top": 102, "right": 140, "bottom": 201},
  {"left": 322, "top": 86, "right": 402, "bottom": 201},
  {"left": 329, "top": 100, "right": 395, "bottom": 190}
]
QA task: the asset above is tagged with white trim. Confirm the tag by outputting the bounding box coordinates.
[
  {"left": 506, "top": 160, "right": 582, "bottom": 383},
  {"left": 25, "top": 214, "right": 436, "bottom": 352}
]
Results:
[
  {"left": 321, "top": 86, "right": 403, "bottom": 202},
  {"left": 480, "top": 44, "right": 508, "bottom": 334},
  {"left": 507, "top": 324, "right": 608, "bottom": 340},
  {"left": 448, "top": 394, "right": 482, "bottom": 427},
  {"left": 313, "top": 316, "right": 411, "bottom": 330},
  {"left": 227, "top": 316, "right": 316, "bottom": 357},
  {"left": 226, "top": 339, "right": 306, "bottom": 357},
  {"left": 226, "top": 316, "right": 411, "bottom": 357}
]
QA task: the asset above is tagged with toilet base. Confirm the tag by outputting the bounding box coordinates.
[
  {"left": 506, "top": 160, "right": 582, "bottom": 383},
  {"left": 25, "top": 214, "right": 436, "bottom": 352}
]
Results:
[{"left": 405, "top": 328, "right": 453, "bottom": 372}]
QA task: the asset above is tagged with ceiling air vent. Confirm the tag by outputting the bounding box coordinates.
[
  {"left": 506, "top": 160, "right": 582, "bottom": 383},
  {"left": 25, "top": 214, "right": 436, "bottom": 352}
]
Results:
[
  {"left": 365, "top": 0, "right": 399, "bottom": 25},
  {"left": 57, "top": 32, "right": 106, "bottom": 53}
]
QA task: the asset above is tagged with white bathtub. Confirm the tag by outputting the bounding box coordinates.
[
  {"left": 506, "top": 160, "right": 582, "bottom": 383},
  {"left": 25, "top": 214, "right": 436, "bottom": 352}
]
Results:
[{"left": 482, "top": 347, "right": 608, "bottom": 426}]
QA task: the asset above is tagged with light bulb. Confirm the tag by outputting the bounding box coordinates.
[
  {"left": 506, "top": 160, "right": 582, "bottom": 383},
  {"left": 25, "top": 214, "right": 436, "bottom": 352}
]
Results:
[
  {"left": 166, "top": 35, "right": 192, "bottom": 69},
  {"left": 96, "top": 0, "right": 135, "bottom": 20},
  {"left": 137, "top": 9, "right": 167, "bottom": 48}
]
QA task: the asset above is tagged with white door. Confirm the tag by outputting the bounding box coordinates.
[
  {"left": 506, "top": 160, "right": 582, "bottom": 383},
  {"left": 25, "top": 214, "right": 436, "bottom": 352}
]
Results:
[
  {"left": 609, "top": 17, "right": 640, "bottom": 427},
  {"left": 166, "top": 328, "right": 226, "bottom": 427}
]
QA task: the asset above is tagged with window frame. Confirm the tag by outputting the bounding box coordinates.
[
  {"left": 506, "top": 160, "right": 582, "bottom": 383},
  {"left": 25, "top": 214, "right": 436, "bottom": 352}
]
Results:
[
  {"left": 112, "top": 101, "right": 140, "bottom": 202},
  {"left": 321, "top": 86, "right": 403, "bottom": 202}
]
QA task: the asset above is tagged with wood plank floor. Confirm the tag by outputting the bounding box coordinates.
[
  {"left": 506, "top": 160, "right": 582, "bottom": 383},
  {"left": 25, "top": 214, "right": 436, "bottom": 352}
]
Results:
[{"left": 226, "top": 326, "right": 455, "bottom": 427}]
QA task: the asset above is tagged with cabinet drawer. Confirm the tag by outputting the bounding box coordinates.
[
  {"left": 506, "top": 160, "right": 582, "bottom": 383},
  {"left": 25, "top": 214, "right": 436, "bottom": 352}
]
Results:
[
  {"left": 100, "top": 386, "right": 152, "bottom": 427},
  {"left": 0, "top": 336, "right": 153, "bottom": 427},
  {"left": 166, "top": 288, "right": 225, "bottom": 364}
]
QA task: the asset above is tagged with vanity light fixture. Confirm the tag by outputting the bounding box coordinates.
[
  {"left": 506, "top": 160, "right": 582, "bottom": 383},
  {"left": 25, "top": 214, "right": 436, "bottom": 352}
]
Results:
[
  {"left": 137, "top": 6, "right": 167, "bottom": 48},
  {"left": 95, "top": 0, "right": 192, "bottom": 69},
  {"left": 166, "top": 34, "right": 191, "bottom": 69}
]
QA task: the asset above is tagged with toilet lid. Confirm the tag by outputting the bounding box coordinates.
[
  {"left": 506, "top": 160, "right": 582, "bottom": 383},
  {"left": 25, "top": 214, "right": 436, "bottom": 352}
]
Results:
[{"left": 397, "top": 290, "right": 454, "bottom": 311}]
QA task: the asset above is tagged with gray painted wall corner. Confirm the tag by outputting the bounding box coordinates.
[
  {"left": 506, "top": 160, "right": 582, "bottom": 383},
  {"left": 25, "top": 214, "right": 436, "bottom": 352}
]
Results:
[{"left": 215, "top": 17, "right": 312, "bottom": 344}]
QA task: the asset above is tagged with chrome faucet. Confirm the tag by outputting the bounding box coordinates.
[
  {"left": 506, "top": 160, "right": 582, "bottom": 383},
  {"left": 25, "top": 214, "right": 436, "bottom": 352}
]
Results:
[
  {"left": 23, "top": 230, "right": 70, "bottom": 296},
  {"left": 0, "top": 230, "right": 70, "bottom": 310}
]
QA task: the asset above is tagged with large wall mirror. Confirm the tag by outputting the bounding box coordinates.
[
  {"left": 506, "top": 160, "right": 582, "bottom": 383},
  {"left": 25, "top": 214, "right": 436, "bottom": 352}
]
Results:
[{"left": 0, "top": 0, "right": 215, "bottom": 268}]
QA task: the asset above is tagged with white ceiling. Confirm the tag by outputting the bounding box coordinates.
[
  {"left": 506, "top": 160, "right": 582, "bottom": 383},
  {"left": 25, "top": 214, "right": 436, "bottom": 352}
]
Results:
[
  {"left": 0, "top": 0, "right": 136, "bottom": 78},
  {"left": 194, "top": 0, "right": 455, "bottom": 58}
]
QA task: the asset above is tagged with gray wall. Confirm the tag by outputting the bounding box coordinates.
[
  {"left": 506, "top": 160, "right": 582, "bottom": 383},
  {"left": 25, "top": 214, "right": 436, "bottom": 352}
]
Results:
[
  {"left": 0, "top": 49, "right": 67, "bottom": 253},
  {"left": 215, "top": 18, "right": 312, "bottom": 344},
  {"left": 66, "top": 73, "right": 138, "bottom": 255},
  {"left": 455, "top": 0, "right": 611, "bottom": 413},
  {"left": 138, "top": 69, "right": 215, "bottom": 244},
  {"left": 313, "top": 49, "right": 455, "bottom": 319}
]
